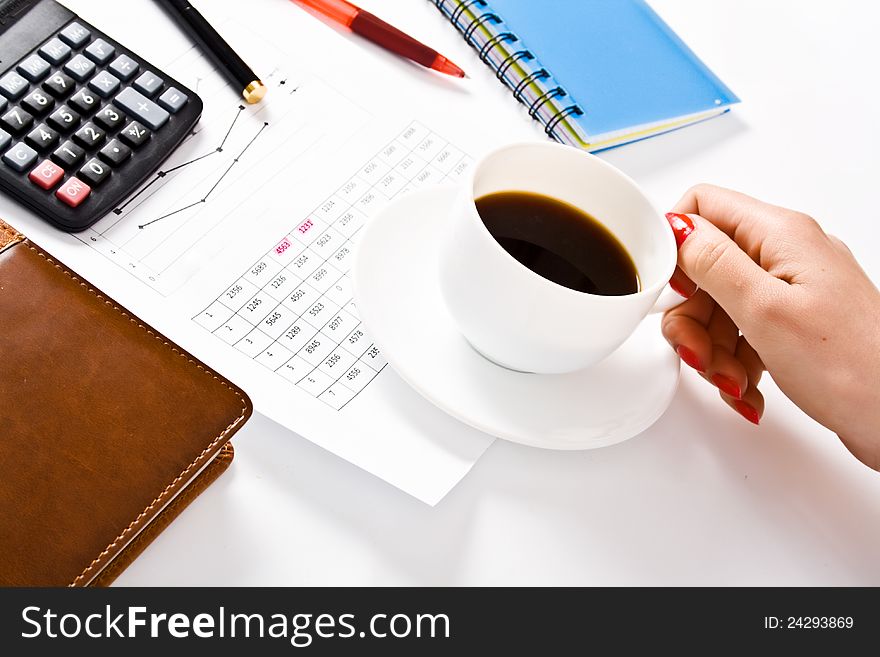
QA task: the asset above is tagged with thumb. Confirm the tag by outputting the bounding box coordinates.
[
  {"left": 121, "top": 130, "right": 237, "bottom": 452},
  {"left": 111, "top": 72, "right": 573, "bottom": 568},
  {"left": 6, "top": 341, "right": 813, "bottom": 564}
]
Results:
[{"left": 666, "top": 212, "right": 780, "bottom": 325}]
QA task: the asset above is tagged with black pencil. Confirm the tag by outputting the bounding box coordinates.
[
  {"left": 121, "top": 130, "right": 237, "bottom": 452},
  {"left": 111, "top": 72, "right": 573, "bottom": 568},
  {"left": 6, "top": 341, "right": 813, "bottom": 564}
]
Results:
[{"left": 156, "top": 0, "right": 267, "bottom": 103}]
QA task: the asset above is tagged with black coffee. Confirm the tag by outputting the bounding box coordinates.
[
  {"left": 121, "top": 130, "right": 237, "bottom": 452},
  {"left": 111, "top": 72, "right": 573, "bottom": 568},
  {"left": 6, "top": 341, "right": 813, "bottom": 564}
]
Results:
[{"left": 475, "top": 191, "right": 640, "bottom": 296}]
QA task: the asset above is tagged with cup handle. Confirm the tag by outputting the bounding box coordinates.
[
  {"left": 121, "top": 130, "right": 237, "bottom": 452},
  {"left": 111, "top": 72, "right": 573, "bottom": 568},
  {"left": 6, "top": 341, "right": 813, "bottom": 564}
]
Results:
[{"left": 649, "top": 284, "right": 691, "bottom": 314}]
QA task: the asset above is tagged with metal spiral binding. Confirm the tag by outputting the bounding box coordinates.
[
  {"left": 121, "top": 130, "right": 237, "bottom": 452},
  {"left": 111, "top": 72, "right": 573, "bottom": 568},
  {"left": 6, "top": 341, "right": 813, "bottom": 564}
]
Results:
[
  {"left": 463, "top": 13, "right": 500, "bottom": 45},
  {"left": 544, "top": 104, "right": 584, "bottom": 137},
  {"left": 479, "top": 32, "right": 516, "bottom": 64},
  {"left": 512, "top": 68, "right": 549, "bottom": 102},
  {"left": 433, "top": 0, "right": 585, "bottom": 146},
  {"left": 449, "top": 0, "right": 487, "bottom": 28},
  {"left": 496, "top": 49, "right": 533, "bottom": 81},
  {"left": 528, "top": 87, "right": 566, "bottom": 119}
]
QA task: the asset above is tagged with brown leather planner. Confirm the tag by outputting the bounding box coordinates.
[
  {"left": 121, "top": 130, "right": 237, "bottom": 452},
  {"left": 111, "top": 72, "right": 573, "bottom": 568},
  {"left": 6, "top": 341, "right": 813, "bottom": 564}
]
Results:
[{"left": 0, "top": 219, "right": 252, "bottom": 587}]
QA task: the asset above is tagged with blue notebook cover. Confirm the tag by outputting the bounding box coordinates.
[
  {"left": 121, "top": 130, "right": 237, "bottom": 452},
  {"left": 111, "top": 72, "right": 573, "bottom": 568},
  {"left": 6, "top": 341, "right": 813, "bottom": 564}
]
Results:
[{"left": 486, "top": 0, "right": 739, "bottom": 140}]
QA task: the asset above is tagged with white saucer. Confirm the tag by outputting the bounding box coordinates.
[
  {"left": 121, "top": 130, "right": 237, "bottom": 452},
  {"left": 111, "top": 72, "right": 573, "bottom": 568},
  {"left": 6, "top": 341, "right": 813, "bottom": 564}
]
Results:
[{"left": 352, "top": 187, "right": 680, "bottom": 450}]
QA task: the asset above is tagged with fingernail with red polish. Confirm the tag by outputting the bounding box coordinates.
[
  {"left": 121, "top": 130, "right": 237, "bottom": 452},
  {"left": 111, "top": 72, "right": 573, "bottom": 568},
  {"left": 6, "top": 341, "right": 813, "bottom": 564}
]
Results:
[
  {"left": 676, "top": 345, "right": 704, "bottom": 372},
  {"left": 665, "top": 212, "right": 695, "bottom": 248},
  {"left": 711, "top": 373, "right": 742, "bottom": 399},
  {"left": 669, "top": 277, "right": 693, "bottom": 298},
  {"left": 734, "top": 400, "right": 760, "bottom": 425}
]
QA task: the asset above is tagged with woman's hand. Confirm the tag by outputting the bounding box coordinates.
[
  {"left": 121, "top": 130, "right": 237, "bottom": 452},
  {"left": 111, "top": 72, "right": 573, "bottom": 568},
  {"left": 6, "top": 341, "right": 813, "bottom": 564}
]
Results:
[{"left": 661, "top": 184, "right": 880, "bottom": 470}]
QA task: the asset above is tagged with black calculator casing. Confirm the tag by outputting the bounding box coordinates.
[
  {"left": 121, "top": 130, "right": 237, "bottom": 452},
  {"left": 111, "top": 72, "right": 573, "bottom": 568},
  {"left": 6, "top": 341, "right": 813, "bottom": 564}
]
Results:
[{"left": 0, "top": 0, "right": 202, "bottom": 231}]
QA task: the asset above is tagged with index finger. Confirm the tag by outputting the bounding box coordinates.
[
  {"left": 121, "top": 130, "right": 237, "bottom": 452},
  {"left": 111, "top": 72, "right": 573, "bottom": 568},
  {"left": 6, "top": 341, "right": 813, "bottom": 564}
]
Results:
[{"left": 672, "top": 184, "right": 797, "bottom": 263}]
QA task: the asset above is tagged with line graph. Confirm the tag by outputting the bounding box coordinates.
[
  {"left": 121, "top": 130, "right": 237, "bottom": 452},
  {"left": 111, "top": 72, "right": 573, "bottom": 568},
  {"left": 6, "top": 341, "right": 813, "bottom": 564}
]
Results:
[
  {"left": 138, "top": 120, "right": 269, "bottom": 229},
  {"left": 73, "top": 55, "right": 374, "bottom": 296},
  {"left": 114, "top": 104, "right": 247, "bottom": 217}
]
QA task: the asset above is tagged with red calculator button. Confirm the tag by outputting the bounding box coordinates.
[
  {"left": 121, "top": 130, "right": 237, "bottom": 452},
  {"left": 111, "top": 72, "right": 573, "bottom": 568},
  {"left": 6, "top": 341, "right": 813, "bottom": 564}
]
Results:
[
  {"left": 28, "top": 159, "right": 65, "bottom": 190},
  {"left": 55, "top": 176, "right": 91, "bottom": 208}
]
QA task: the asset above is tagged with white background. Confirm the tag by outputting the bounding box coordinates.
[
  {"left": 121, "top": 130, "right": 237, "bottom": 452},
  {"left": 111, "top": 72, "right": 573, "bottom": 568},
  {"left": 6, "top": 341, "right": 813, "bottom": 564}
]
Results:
[{"left": 114, "top": 0, "right": 880, "bottom": 585}]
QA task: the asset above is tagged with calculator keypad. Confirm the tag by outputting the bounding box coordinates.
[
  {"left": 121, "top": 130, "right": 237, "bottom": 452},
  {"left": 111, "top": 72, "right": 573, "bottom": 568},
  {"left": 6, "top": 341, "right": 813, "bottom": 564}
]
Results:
[
  {"left": 0, "top": 72, "right": 28, "bottom": 100},
  {"left": 26, "top": 123, "right": 58, "bottom": 150},
  {"left": 119, "top": 121, "right": 149, "bottom": 148},
  {"left": 22, "top": 90, "right": 53, "bottom": 115},
  {"left": 47, "top": 105, "right": 79, "bottom": 131},
  {"left": 133, "top": 71, "right": 163, "bottom": 97},
  {"left": 63, "top": 53, "right": 95, "bottom": 81},
  {"left": 158, "top": 87, "right": 187, "bottom": 113},
  {"left": 18, "top": 55, "right": 51, "bottom": 82},
  {"left": 39, "top": 38, "right": 72, "bottom": 65},
  {"left": 52, "top": 139, "right": 83, "bottom": 167},
  {"left": 28, "top": 159, "right": 64, "bottom": 189},
  {"left": 88, "top": 70, "right": 120, "bottom": 97},
  {"left": 43, "top": 71, "right": 74, "bottom": 97},
  {"left": 0, "top": 8, "right": 199, "bottom": 231},
  {"left": 79, "top": 157, "right": 109, "bottom": 185},
  {"left": 73, "top": 121, "right": 105, "bottom": 148},
  {"left": 1, "top": 107, "right": 33, "bottom": 134},
  {"left": 108, "top": 54, "right": 137, "bottom": 81},
  {"left": 3, "top": 142, "right": 38, "bottom": 171},
  {"left": 58, "top": 22, "right": 90, "bottom": 48},
  {"left": 94, "top": 105, "right": 123, "bottom": 130},
  {"left": 114, "top": 87, "right": 168, "bottom": 130},
  {"left": 69, "top": 88, "right": 98, "bottom": 114},
  {"left": 84, "top": 38, "right": 114, "bottom": 64},
  {"left": 55, "top": 176, "right": 90, "bottom": 207},
  {"left": 98, "top": 138, "right": 130, "bottom": 166}
]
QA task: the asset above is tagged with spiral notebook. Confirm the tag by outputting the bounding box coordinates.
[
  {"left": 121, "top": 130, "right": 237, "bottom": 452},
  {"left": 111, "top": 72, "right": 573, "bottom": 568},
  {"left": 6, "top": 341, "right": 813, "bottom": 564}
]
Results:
[{"left": 432, "top": 0, "right": 740, "bottom": 151}]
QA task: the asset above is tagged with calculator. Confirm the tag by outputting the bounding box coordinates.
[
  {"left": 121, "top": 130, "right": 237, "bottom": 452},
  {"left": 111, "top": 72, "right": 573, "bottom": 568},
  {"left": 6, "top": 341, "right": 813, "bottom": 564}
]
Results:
[{"left": 0, "top": 0, "right": 202, "bottom": 232}]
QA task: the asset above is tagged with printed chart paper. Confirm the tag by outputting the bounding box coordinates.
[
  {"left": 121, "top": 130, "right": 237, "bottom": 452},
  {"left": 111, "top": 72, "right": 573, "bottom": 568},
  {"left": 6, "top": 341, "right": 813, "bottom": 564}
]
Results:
[{"left": 1, "top": 0, "right": 545, "bottom": 503}]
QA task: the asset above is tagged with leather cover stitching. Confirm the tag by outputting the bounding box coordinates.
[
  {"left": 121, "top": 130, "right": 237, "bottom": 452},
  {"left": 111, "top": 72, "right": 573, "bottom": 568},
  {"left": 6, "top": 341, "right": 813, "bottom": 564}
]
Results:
[{"left": 13, "top": 242, "right": 249, "bottom": 587}]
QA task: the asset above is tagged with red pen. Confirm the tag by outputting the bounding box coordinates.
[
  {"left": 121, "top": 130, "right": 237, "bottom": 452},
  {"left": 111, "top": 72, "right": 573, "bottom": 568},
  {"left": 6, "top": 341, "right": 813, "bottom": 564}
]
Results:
[{"left": 291, "top": 0, "right": 467, "bottom": 78}]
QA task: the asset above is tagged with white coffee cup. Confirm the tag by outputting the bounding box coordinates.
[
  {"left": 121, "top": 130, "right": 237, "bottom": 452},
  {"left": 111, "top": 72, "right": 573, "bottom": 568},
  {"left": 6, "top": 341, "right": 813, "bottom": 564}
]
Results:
[{"left": 438, "top": 142, "right": 684, "bottom": 374}]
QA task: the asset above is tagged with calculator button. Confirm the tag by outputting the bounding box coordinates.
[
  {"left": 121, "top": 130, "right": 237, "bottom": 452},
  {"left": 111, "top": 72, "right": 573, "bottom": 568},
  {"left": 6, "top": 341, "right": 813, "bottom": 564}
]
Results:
[
  {"left": 78, "top": 157, "right": 110, "bottom": 186},
  {"left": 133, "top": 71, "right": 164, "bottom": 97},
  {"left": 108, "top": 54, "right": 138, "bottom": 81},
  {"left": 26, "top": 123, "right": 59, "bottom": 151},
  {"left": 88, "top": 70, "right": 120, "bottom": 98},
  {"left": 98, "top": 138, "right": 130, "bottom": 166},
  {"left": 22, "top": 90, "right": 54, "bottom": 116},
  {"left": 3, "top": 141, "right": 38, "bottom": 171},
  {"left": 64, "top": 54, "right": 96, "bottom": 82},
  {"left": 43, "top": 72, "right": 75, "bottom": 98},
  {"left": 69, "top": 89, "right": 99, "bottom": 114},
  {"left": 94, "top": 104, "right": 123, "bottom": 130},
  {"left": 55, "top": 176, "right": 91, "bottom": 207},
  {"left": 48, "top": 105, "right": 80, "bottom": 132},
  {"left": 17, "top": 55, "right": 51, "bottom": 82},
  {"left": 39, "top": 38, "right": 72, "bottom": 65},
  {"left": 0, "top": 71, "right": 28, "bottom": 100},
  {"left": 52, "top": 139, "right": 84, "bottom": 168},
  {"left": 73, "top": 121, "right": 105, "bottom": 148},
  {"left": 119, "top": 120, "right": 150, "bottom": 148},
  {"left": 84, "top": 38, "right": 116, "bottom": 65},
  {"left": 114, "top": 87, "right": 168, "bottom": 130},
  {"left": 58, "top": 22, "right": 91, "bottom": 48},
  {"left": 28, "top": 159, "right": 64, "bottom": 189},
  {"left": 0, "top": 129, "right": 10, "bottom": 151},
  {"left": 157, "top": 87, "right": 187, "bottom": 113},
  {"left": 1, "top": 107, "right": 33, "bottom": 134}
]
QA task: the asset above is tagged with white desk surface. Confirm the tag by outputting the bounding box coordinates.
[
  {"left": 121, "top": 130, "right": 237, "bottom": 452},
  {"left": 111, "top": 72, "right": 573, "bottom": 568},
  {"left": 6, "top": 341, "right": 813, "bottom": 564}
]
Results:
[{"left": 116, "top": 0, "right": 880, "bottom": 586}]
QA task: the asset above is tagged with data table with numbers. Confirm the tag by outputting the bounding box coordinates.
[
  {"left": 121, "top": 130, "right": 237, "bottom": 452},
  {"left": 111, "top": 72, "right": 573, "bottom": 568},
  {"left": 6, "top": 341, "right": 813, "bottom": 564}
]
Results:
[{"left": 192, "top": 121, "right": 473, "bottom": 410}]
